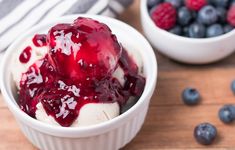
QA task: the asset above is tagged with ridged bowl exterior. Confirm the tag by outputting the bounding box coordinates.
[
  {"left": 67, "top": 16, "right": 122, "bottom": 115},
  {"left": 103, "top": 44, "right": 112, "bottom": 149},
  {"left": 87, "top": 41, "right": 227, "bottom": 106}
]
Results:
[
  {"left": 1, "top": 15, "right": 157, "bottom": 150},
  {"left": 17, "top": 103, "right": 148, "bottom": 150}
]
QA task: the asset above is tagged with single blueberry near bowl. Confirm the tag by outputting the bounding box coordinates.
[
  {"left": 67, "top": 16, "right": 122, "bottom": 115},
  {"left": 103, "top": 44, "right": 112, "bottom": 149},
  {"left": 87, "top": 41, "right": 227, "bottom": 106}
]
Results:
[
  {"left": 218, "top": 105, "right": 235, "bottom": 124},
  {"left": 164, "top": 0, "right": 183, "bottom": 8},
  {"left": 206, "top": 24, "right": 224, "bottom": 37},
  {"left": 194, "top": 123, "right": 217, "bottom": 145},
  {"left": 198, "top": 5, "right": 218, "bottom": 25},
  {"left": 182, "top": 87, "right": 200, "bottom": 105},
  {"left": 188, "top": 23, "right": 206, "bottom": 38},
  {"left": 178, "top": 7, "right": 192, "bottom": 26},
  {"left": 224, "top": 24, "right": 234, "bottom": 33}
]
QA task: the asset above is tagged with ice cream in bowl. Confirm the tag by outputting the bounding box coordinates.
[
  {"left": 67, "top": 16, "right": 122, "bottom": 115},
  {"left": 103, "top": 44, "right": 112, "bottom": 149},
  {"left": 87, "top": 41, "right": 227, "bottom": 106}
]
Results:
[{"left": 0, "top": 15, "right": 157, "bottom": 150}]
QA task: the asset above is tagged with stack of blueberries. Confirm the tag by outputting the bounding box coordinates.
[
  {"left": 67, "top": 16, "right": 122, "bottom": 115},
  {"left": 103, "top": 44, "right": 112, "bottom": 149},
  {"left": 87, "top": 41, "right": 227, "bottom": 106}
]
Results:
[{"left": 148, "top": 0, "right": 235, "bottom": 38}]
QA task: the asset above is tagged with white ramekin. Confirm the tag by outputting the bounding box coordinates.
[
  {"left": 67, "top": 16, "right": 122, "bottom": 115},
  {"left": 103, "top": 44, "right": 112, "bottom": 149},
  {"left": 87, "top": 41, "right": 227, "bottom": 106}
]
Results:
[
  {"left": 0, "top": 15, "right": 157, "bottom": 150},
  {"left": 140, "top": 0, "right": 235, "bottom": 64}
]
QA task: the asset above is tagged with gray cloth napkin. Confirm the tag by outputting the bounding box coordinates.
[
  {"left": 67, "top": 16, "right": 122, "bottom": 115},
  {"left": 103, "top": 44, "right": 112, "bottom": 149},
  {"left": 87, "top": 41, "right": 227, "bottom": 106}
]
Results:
[{"left": 0, "top": 0, "right": 133, "bottom": 62}]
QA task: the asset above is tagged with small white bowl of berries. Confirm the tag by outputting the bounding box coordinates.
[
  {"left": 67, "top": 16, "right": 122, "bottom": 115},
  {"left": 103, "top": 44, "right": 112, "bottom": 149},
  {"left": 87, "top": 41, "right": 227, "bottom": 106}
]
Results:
[{"left": 141, "top": 0, "right": 235, "bottom": 64}]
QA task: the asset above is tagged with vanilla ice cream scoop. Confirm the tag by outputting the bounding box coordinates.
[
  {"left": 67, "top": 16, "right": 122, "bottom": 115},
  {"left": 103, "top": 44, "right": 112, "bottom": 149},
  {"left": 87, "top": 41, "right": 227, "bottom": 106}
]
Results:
[
  {"left": 12, "top": 38, "right": 121, "bottom": 127},
  {"left": 36, "top": 102, "right": 119, "bottom": 127},
  {"left": 14, "top": 17, "right": 145, "bottom": 127},
  {"left": 12, "top": 38, "right": 47, "bottom": 89},
  {"left": 12, "top": 35, "right": 142, "bottom": 127}
]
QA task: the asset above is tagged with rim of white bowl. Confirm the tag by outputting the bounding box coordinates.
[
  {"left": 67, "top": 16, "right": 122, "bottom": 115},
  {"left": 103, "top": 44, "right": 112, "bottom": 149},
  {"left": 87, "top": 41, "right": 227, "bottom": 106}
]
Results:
[
  {"left": 141, "top": 0, "right": 235, "bottom": 43},
  {"left": 0, "top": 14, "right": 157, "bottom": 138}
]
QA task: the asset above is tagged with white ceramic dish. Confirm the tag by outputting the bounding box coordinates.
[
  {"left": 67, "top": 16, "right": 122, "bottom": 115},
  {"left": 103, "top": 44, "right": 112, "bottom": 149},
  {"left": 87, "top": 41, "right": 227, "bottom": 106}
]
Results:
[
  {"left": 140, "top": 0, "right": 235, "bottom": 64},
  {"left": 0, "top": 15, "right": 157, "bottom": 150}
]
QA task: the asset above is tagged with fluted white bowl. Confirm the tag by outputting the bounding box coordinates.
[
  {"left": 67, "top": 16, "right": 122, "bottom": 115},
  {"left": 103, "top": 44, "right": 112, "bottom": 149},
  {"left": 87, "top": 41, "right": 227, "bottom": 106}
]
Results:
[
  {"left": 0, "top": 14, "right": 157, "bottom": 150},
  {"left": 141, "top": 0, "right": 235, "bottom": 64}
]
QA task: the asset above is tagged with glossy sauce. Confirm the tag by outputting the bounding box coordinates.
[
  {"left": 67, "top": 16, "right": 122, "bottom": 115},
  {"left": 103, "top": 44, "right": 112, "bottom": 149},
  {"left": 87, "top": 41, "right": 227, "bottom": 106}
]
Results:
[
  {"left": 18, "top": 17, "right": 145, "bottom": 127},
  {"left": 19, "top": 46, "right": 32, "bottom": 63}
]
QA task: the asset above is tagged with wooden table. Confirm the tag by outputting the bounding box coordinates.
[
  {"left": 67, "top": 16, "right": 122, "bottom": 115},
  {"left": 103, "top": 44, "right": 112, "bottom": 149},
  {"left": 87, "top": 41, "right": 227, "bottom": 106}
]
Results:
[{"left": 1, "top": 0, "right": 235, "bottom": 149}]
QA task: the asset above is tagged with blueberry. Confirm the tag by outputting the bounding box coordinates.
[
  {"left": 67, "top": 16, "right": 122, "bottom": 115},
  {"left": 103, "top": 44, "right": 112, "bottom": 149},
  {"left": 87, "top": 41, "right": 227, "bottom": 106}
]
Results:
[
  {"left": 194, "top": 123, "right": 217, "bottom": 145},
  {"left": 211, "top": 0, "right": 229, "bottom": 8},
  {"left": 149, "top": 5, "right": 157, "bottom": 15},
  {"left": 164, "top": 0, "right": 182, "bottom": 8},
  {"left": 147, "top": 0, "right": 162, "bottom": 9},
  {"left": 231, "top": 80, "right": 235, "bottom": 94},
  {"left": 178, "top": 7, "right": 192, "bottom": 26},
  {"left": 216, "top": 7, "right": 227, "bottom": 23},
  {"left": 121, "top": 98, "right": 137, "bottom": 113},
  {"left": 224, "top": 24, "right": 234, "bottom": 33},
  {"left": 169, "top": 25, "right": 182, "bottom": 35},
  {"left": 183, "top": 26, "right": 189, "bottom": 37},
  {"left": 182, "top": 87, "right": 200, "bottom": 105},
  {"left": 218, "top": 105, "right": 235, "bottom": 123},
  {"left": 207, "top": 0, "right": 214, "bottom": 5},
  {"left": 231, "top": 0, "right": 235, "bottom": 6},
  {"left": 206, "top": 24, "right": 224, "bottom": 37},
  {"left": 188, "top": 23, "right": 206, "bottom": 38},
  {"left": 198, "top": 5, "right": 218, "bottom": 25},
  {"left": 191, "top": 11, "right": 197, "bottom": 19}
]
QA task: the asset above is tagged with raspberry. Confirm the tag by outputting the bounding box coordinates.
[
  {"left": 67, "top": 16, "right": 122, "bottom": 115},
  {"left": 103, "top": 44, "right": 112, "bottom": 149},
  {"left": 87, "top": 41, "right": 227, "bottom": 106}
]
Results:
[
  {"left": 227, "top": 6, "right": 235, "bottom": 27},
  {"left": 151, "top": 2, "right": 177, "bottom": 30},
  {"left": 185, "top": 0, "right": 207, "bottom": 11}
]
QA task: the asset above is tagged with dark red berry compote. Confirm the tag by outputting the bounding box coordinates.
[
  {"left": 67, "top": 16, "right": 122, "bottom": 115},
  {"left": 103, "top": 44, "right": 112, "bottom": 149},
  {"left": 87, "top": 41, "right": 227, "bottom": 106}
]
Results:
[
  {"left": 17, "top": 17, "right": 145, "bottom": 127},
  {"left": 19, "top": 46, "right": 32, "bottom": 63}
]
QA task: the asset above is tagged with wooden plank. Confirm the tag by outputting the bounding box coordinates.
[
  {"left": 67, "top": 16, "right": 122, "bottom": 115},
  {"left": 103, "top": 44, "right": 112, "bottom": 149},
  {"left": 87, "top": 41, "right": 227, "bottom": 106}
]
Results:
[
  {"left": 154, "top": 69, "right": 235, "bottom": 106},
  {"left": 123, "top": 105, "right": 235, "bottom": 149}
]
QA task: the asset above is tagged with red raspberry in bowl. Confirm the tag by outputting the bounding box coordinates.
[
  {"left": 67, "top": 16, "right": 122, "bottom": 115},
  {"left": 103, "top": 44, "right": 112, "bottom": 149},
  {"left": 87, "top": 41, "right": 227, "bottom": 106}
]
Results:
[
  {"left": 185, "top": 0, "right": 207, "bottom": 11},
  {"left": 150, "top": 2, "right": 177, "bottom": 30},
  {"left": 227, "top": 5, "right": 235, "bottom": 27}
]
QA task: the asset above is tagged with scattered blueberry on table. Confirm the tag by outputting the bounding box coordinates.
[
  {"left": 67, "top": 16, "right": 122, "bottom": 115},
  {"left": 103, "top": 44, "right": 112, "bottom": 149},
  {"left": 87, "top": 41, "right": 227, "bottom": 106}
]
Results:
[
  {"left": 148, "top": 0, "right": 235, "bottom": 38},
  {"left": 218, "top": 105, "right": 235, "bottom": 123},
  {"left": 148, "top": 1, "right": 235, "bottom": 144},
  {"left": 194, "top": 123, "right": 217, "bottom": 145},
  {"left": 182, "top": 87, "right": 200, "bottom": 105}
]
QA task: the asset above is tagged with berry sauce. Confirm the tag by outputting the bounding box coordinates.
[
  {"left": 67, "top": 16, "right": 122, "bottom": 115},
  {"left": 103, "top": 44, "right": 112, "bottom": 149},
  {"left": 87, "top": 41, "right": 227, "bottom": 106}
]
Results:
[
  {"left": 19, "top": 46, "right": 32, "bottom": 63},
  {"left": 18, "top": 17, "right": 145, "bottom": 127},
  {"left": 32, "top": 34, "right": 47, "bottom": 47}
]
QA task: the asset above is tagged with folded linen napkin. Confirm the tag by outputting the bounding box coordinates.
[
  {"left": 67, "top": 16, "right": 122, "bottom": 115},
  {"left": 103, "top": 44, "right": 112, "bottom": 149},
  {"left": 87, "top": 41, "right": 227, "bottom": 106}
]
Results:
[{"left": 0, "top": 0, "right": 133, "bottom": 63}]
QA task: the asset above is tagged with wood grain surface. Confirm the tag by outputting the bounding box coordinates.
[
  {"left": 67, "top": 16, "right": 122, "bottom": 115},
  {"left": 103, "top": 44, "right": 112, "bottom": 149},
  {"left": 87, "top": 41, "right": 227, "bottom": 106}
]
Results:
[{"left": 1, "top": 0, "right": 235, "bottom": 149}]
